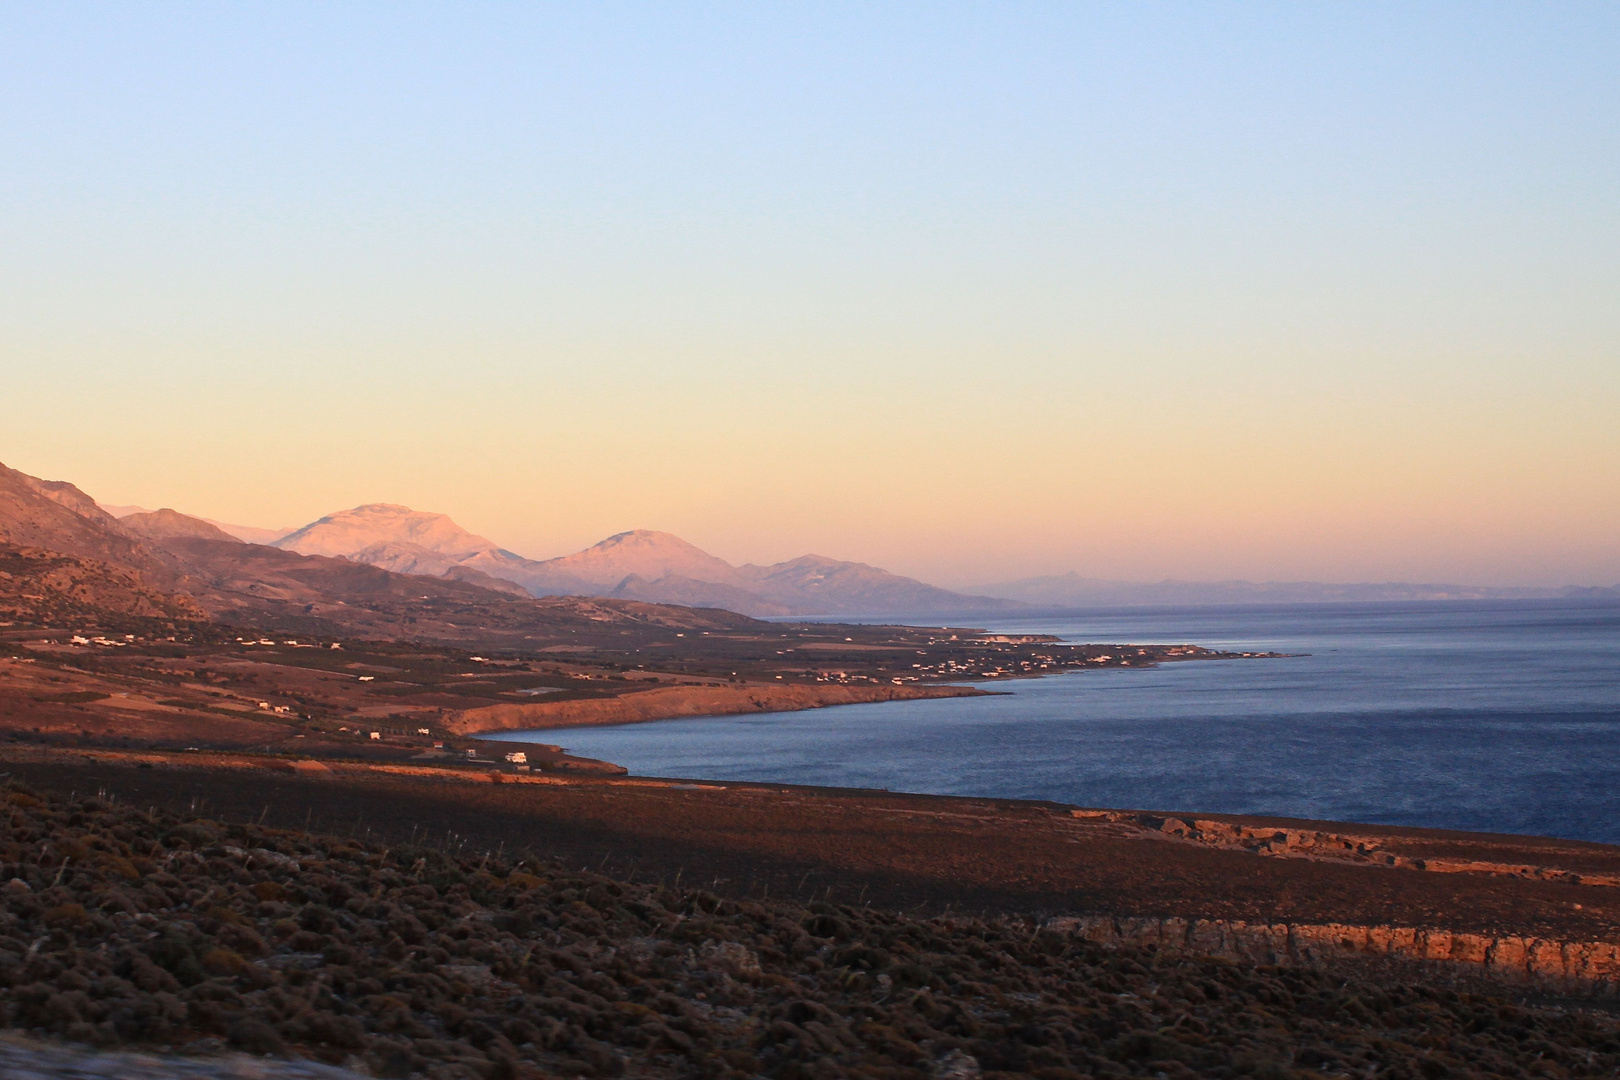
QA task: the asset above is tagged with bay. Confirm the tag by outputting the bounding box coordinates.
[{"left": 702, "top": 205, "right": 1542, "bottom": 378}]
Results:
[{"left": 485, "top": 599, "right": 1620, "bottom": 843}]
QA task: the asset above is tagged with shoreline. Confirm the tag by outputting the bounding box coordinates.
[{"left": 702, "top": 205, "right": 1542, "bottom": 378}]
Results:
[{"left": 444, "top": 679, "right": 992, "bottom": 735}]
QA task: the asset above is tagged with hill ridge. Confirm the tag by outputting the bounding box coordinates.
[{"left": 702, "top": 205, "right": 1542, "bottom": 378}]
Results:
[{"left": 268, "top": 504, "right": 1016, "bottom": 616}]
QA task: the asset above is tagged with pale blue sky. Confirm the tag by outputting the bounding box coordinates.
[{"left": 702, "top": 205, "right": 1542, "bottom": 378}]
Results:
[{"left": 2, "top": 3, "right": 1616, "bottom": 586}]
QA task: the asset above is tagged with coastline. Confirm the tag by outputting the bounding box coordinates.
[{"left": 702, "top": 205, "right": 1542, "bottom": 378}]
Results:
[{"left": 444, "top": 679, "right": 991, "bottom": 735}]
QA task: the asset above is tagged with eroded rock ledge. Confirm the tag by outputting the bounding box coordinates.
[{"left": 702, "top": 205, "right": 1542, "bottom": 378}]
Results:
[
  {"left": 1050, "top": 915, "right": 1620, "bottom": 994},
  {"left": 1076, "top": 810, "right": 1620, "bottom": 887},
  {"left": 5, "top": 784, "right": 1620, "bottom": 1079}
]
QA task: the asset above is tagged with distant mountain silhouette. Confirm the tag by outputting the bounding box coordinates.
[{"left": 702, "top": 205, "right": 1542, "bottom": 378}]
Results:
[
  {"left": 273, "top": 510, "right": 1017, "bottom": 616},
  {"left": 102, "top": 502, "right": 295, "bottom": 545},
  {"left": 120, "top": 508, "right": 243, "bottom": 545},
  {"left": 529, "top": 530, "right": 746, "bottom": 595},
  {"left": 200, "top": 519, "right": 296, "bottom": 545},
  {"left": 275, "top": 504, "right": 500, "bottom": 568},
  {"left": 736, "top": 554, "right": 1003, "bottom": 617}
]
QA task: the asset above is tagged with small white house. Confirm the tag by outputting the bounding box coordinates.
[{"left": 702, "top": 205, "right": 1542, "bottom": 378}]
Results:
[
  {"left": 504, "top": 751, "right": 527, "bottom": 764},
  {"left": 369, "top": 731, "right": 381, "bottom": 740}
]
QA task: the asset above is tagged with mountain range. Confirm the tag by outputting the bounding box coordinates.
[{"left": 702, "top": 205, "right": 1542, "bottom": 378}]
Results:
[
  {"left": 239, "top": 504, "right": 1620, "bottom": 612},
  {"left": 16, "top": 465, "right": 1612, "bottom": 620},
  {"left": 268, "top": 504, "right": 1017, "bottom": 617},
  {"left": 0, "top": 460, "right": 758, "bottom": 645}
]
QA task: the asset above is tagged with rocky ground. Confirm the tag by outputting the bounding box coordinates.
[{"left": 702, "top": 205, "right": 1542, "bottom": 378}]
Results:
[{"left": 4, "top": 783, "right": 1620, "bottom": 1079}]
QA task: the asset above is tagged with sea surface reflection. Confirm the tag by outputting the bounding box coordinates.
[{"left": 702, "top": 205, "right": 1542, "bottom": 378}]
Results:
[{"left": 486, "top": 600, "right": 1620, "bottom": 842}]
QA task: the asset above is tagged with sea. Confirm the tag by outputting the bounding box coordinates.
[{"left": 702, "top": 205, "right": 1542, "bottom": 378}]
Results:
[{"left": 485, "top": 600, "right": 1620, "bottom": 844}]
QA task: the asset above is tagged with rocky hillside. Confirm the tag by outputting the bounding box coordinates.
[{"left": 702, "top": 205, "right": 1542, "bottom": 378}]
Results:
[
  {"left": 2, "top": 784, "right": 1618, "bottom": 1080},
  {"left": 0, "top": 461, "right": 764, "bottom": 646},
  {"left": 0, "top": 465, "right": 176, "bottom": 585},
  {"left": 274, "top": 504, "right": 510, "bottom": 579},
  {"left": 0, "top": 465, "right": 205, "bottom": 628},
  {"left": 0, "top": 544, "right": 206, "bottom": 626}
]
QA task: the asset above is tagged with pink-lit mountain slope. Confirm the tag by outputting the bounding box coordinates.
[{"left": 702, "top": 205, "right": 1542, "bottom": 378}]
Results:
[{"left": 271, "top": 509, "right": 1017, "bottom": 617}]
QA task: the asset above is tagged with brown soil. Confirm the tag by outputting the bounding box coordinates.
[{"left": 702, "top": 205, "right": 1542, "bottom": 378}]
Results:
[{"left": 446, "top": 684, "right": 989, "bottom": 735}]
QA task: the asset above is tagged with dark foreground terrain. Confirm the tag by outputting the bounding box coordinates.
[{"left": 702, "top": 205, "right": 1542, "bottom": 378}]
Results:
[
  {"left": 9, "top": 747, "right": 1620, "bottom": 944},
  {"left": 4, "top": 783, "right": 1620, "bottom": 1080}
]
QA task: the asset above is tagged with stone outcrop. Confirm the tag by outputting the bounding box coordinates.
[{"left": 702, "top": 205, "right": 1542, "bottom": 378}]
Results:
[
  {"left": 1049, "top": 914, "right": 1620, "bottom": 994},
  {"left": 1076, "top": 810, "right": 1620, "bottom": 887}
]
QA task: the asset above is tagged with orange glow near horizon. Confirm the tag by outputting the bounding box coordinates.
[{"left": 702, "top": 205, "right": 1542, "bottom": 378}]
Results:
[
  {"left": 2, "top": 7, "right": 1617, "bottom": 589},
  {"left": 6, "top": 341, "right": 1615, "bottom": 589}
]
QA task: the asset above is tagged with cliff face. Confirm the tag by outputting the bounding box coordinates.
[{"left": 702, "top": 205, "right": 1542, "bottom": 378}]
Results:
[
  {"left": 445, "top": 681, "right": 987, "bottom": 734},
  {"left": 1051, "top": 915, "right": 1620, "bottom": 995}
]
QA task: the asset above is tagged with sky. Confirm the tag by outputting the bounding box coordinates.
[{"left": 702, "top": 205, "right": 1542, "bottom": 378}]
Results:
[{"left": 1, "top": 3, "right": 1616, "bottom": 588}]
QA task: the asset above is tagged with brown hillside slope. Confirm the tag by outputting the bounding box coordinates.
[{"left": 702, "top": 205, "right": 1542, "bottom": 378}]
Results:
[
  {"left": 158, "top": 535, "right": 763, "bottom": 644},
  {"left": 16, "top": 471, "right": 120, "bottom": 523},
  {"left": 0, "top": 464, "right": 172, "bottom": 578},
  {"left": 0, "top": 459, "right": 767, "bottom": 645},
  {"left": 0, "top": 465, "right": 206, "bottom": 622},
  {"left": 0, "top": 544, "right": 206, "bottom": 624}
]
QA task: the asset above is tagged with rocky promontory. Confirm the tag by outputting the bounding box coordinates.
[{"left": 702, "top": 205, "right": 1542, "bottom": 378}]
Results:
[{"left": 444, "top": 682, "right": 989, "bottom": 735}]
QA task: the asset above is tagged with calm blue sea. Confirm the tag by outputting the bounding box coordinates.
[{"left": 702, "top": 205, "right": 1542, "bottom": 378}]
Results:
[{"left": 486, "top": 600, "right": 1620, "bottom": 843}]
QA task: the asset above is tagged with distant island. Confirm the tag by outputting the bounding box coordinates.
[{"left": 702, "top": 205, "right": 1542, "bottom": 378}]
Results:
[{"left": 970, "top": 572, "right": 1620, "bottom": 608}]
